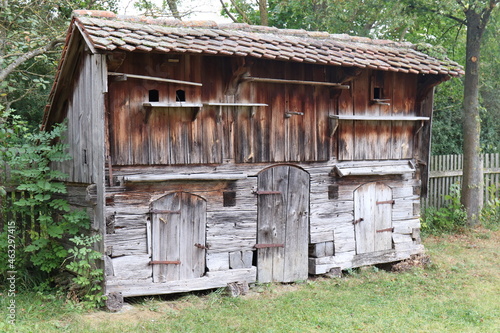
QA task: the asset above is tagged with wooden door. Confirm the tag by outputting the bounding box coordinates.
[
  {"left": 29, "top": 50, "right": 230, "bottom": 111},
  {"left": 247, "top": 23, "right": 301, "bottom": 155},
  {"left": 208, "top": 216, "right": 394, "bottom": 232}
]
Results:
[
  {"left": 151, "top": 192, "right": 206, "bottom": 283},
  {"left": 354, "top": 182, "right": 393, "bottom": 254},
  {"left": 256, "top": 165, "right": 309, "bottom": 283}
]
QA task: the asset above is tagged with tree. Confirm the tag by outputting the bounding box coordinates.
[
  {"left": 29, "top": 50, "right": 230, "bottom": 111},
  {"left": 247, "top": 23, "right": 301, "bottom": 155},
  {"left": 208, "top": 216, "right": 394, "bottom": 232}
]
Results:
[
  {"left": 458, "top": 0, "right": 498, "bottom": 225},
  {"left": 133, "top": 0, "right": 190, "bottom": 19},
  {"left": 409, "top": 0, "right": 499, "bottom": 225},
  {"left": 220, "top": 0, "right": 269, "bottom": 25},
  {"left": 0, "top": 0, "right": 117, "bottom": 126}
]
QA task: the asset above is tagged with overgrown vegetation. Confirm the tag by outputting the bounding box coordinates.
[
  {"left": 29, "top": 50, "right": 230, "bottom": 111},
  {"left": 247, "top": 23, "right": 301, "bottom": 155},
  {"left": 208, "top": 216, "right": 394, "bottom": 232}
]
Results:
[
  {"left": 0, "top": 109, "right": 103, "bottom": 307},
  {"left": 480, "top": 185, "right": 500, "bottom": 230},
  {"left": 1, "top": 229, "right": 499, "bottom": 332},
  {"left": 422, "top": 183, "right": 468, "bottom": 235},
  {"left": 422, "top": 182, "right": 500, "bottom": 235}
]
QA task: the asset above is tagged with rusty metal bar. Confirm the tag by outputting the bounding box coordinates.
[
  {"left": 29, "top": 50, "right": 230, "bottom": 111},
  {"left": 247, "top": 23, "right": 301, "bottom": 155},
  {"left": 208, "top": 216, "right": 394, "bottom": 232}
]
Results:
[
  {"left": 353, "top": 218, "right": 364, "bottom": 225},
  {"left": 150, "top": 209, "right": 181, "bottom": 214},
  {"left": 254, "top": 243, "right": 284, "bottom": 249},
  {"left": 376, "top": 227, "right": 394, "bottom": 233},
  {"left": 376, "top": 200, "right": 395, "bottom": 205},
  {"left": 149, "top": 260, "right": 181, "bottom": 265},
  {"left": 194, "top": 243, "right": 209, "bottom": 250},
  {"left": 253, "top": 191, "right": 282, "bottom": 195}
]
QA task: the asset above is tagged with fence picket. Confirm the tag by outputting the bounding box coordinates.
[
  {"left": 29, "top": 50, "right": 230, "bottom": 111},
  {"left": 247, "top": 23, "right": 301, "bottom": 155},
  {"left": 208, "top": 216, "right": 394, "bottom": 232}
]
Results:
[{"left": 423, "top": 153, "right": 500, "bottom": 209}]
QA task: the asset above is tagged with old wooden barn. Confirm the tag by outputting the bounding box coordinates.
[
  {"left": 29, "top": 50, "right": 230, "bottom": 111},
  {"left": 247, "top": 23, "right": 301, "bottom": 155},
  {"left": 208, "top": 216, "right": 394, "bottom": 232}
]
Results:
[{"left": 42, "top": 10, "right": 463, "bottom": 301}]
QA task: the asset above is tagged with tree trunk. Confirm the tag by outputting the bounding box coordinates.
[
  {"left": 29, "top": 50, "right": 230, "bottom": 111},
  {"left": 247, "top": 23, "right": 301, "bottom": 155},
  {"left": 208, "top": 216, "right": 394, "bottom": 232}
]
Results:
[
  {"left": 166, "top": 0, "right": 182, "bottom": 20},
  {"left": 259, "top": 0, "right": 268, "bottom": 26},
  {"left": 461, "top": 9, "right": 484, "bottom": 226}
]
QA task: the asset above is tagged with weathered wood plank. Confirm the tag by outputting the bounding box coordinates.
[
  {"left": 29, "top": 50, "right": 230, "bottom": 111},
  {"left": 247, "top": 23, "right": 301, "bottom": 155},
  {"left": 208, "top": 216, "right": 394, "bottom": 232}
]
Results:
[
  {"left": 106, "top": 267, "right": 257, "bottom": 297},
  {"left": 206, "top": 252, "right": 230, "bottom": 271},
  {"left": 229, "top": 251, "right": 253, "bottom": 269},
  {"left": 283, "top": 166, "right": 309, "bottom": 282},
  {"left": 337, "top": 85, "right": 354, "bottom": 160},
  {"left": 309, "top": 244, "right": 424, "bottom": 274},
  {"left": 206, "top": 211, "right": 256, "bottom": 252},
  {"left": 107, "top": 254, "right": 151, "bottom": 281},
  {"left": 105, "top": 228, "right": 148, "bottom": 257}
]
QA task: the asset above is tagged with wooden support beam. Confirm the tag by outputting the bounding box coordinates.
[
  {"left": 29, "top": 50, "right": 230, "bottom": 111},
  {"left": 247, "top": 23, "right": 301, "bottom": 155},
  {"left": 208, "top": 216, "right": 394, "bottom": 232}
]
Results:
[
  {"left": 108, "top": 72, "right": 202, "bottom": 86},
  {"left": 204, "top": 103, "right": 268, "bottom": 107},
  {"left": 329, "top": 115, "right": 430, "bottom": 121},
  {"left": 254, "top": 244, "right": 284, "bottom": 249},
  {"left": 329, "top": 117, "right": 339, "bottom": 137},
  {"left": 242, "top": 76, "right": 350, "bottom": 89},
  {"left": 123, "top": 173, "right": 248, "bottom": 182},
  {"left": 149, "top": 261, "right": 181, "bottom": 265}
]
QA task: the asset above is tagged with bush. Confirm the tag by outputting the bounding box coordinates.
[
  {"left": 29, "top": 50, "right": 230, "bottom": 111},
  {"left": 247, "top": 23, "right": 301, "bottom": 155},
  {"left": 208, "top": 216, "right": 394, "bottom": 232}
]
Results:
[
  {"left": 422, "top": 183, "right": 467, "bottom": 235},
  {"left": 0, "top": 109, "right": 103, "bottom": 308},
  {"left": 481, "top": 185, "right": 500, "bottom": 230}
]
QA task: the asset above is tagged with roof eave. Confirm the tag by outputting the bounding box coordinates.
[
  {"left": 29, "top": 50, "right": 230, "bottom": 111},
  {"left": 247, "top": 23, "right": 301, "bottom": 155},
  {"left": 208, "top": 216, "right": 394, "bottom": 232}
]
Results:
[{"left": 41, "top": 18, "right": 95, "bottom": 131}]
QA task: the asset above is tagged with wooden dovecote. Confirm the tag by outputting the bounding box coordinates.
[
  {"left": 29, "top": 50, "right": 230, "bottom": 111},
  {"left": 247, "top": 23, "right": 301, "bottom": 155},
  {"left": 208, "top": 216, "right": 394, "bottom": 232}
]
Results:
[{"left": 41, "top": 10, "right": 463, "bottom": 307}]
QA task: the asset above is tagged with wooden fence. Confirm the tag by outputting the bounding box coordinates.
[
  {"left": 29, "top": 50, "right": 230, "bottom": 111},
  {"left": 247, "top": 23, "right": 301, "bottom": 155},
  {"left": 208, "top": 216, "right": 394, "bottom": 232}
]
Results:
[{"left": 422, "top": 153, "right": 500, "bottom": 209}]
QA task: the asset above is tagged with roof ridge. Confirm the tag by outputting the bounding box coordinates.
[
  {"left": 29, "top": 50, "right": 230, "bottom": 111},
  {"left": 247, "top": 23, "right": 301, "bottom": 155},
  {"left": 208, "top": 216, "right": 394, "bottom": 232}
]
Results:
[
  {"left": 72, "top": 10, "right": 418, "bottom": 49},
  {"left": 71, "top": 10, "right": 463, "bottom": 77}
]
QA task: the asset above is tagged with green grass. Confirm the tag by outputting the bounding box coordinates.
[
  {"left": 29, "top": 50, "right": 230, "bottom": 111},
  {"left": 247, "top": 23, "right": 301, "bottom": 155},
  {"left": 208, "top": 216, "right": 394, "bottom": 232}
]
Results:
[{"left": 2, "top": 229, "right": 499, "bottom": 332}]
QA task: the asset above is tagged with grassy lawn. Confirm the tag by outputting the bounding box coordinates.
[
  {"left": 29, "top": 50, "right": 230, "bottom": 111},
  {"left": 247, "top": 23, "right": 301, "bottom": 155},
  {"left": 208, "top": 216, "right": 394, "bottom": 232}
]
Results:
[{"left": 2, "top": 228, "right": 499, "bottom": 332}]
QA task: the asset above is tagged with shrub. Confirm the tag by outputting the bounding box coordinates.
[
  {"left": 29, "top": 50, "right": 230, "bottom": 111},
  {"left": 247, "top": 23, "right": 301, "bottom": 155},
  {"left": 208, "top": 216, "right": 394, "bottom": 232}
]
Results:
[
  {"left": 422, "top": 183, "right": 467, "bottom": 235},
  {"left": 1, "top": 109, "right": 103, "bottom": 307},
  {"left": 481, "top": 184, "right": 500, "bottom": 230}
]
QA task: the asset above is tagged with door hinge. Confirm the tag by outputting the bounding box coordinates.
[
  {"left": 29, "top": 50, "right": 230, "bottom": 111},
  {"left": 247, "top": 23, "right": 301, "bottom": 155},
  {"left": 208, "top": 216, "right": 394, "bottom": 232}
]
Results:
[
  {"left": 253, "top": 191, "right": 282, "bottom": 195},
  {"left": 194, "top": 243, "right": 210, "bottom": 250},
  {"left": 376, "top": 227, "right": 394, "bottom": 233},
  {"left": 353, "top": 218, "right": 364, "bottom": 225},
  {"left": 149, "top": 260, "right": 181, "bottom": 265},
  {"left": 254, "top": 243, "right": 285, "bottom": 249},
  {"left": 376, "top": 200, "right": 395, "bottom": 205},
  {"left": 150, "top": 209, "right": 181, "bottom": 214}
]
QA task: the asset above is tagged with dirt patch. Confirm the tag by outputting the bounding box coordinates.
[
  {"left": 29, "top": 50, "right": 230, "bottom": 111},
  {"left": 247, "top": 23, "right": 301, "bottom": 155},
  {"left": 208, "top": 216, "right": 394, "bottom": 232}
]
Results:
[{"left": 390, "top": 253, "right": 432, "bottom": 272}]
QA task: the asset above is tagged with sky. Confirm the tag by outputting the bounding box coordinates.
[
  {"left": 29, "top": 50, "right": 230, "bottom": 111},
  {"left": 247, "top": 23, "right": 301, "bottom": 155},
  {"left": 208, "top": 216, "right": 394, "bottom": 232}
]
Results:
[{"left": 118, "top": 0, "right": 231, "bottom": 22}]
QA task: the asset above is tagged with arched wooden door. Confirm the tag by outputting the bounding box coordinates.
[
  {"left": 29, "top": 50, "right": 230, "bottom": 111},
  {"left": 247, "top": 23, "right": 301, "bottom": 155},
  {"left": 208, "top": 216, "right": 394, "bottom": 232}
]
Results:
[
  {"left": 256, "top": 165, "right": 310, "bottom": 283},
  {"left": 151, "top": 192, "right": 206, "bottom": 283},
  {"left": 354, "top": 182, "right": 393, "bottom": 254}
]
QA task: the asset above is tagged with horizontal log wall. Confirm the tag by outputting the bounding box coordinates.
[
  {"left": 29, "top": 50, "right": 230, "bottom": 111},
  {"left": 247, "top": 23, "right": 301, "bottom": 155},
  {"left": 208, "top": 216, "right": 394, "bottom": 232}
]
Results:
[
  {"left": 105, "top": 173, "right": 259, "bottom": 283},
  {"left": 105, "top": 160, "right": 423, "bottom": 283},
  {"left": 308, "top": 171, "right": 424, "bottom": 274}
]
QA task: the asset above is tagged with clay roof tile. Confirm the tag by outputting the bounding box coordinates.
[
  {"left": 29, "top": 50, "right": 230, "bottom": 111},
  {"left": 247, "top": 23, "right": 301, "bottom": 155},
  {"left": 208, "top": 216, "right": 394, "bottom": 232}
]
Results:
[{"left": 72, "top": 11, "right": 464, "bottom": 77}]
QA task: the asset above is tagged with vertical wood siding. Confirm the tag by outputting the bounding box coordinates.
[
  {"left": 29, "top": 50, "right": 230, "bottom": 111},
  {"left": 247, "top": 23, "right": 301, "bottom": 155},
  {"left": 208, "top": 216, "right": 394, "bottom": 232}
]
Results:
[
  {"left": 108, "top": 56, "right": 341, "bottom": 165},
  {"left": 338, "top": 71, "right": 419, "bottom": 160},
  {"left": 51, "top": 52, "right": 107, "bottom": 256}
]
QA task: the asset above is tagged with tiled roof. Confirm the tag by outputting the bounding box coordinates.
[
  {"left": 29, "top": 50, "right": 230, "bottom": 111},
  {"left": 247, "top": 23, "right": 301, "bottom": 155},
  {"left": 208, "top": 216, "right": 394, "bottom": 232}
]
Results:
[{"left": 73, "top": 10, "right": 463, "bottom": 76}]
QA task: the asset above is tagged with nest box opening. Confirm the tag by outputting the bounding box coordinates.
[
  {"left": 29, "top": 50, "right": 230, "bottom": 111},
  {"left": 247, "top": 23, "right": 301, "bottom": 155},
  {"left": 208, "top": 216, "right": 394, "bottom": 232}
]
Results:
[
  {"left": 149, "top": 89, "right": 159, "bottom": 102},
  {"left": 176, "top": 89, "right": 186, "bottom": 102}
]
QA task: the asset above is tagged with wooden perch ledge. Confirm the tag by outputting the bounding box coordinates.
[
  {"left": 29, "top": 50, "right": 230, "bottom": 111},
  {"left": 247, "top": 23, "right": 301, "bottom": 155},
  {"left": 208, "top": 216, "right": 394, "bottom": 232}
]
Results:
[
  {"left": 108, "top": 72, "right": 202, "bottom": 86},
  {"left": 242, "top": 76, "right": 350, "bottom": 89}
]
